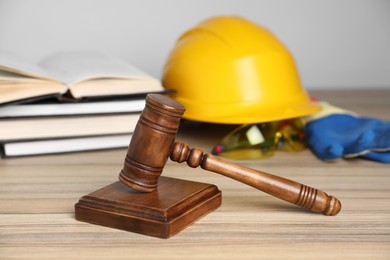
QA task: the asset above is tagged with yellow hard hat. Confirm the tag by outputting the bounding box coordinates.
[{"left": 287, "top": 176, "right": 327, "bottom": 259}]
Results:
[{"left": 162, "top": 16, "right": 321, "bottom": 124}]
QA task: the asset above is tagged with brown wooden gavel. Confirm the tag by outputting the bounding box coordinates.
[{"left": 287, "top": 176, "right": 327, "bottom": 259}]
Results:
[{"left": 119, "top": 94, "right": 341, "bottom": 216}]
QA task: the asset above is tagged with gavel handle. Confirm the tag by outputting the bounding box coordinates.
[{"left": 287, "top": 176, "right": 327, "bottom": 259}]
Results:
[{"left": 170, "top": 142, "right": 341, "bottom": 216}]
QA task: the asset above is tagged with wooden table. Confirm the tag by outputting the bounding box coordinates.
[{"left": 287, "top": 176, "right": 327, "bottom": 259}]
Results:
[{"left": 1, "top": 90, "right": 389, "bottom": 259}]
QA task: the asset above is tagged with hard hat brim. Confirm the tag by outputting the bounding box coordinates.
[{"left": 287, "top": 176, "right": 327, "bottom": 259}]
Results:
[{"left": 176, "top": 97, "right": 322, "bottom": 124}]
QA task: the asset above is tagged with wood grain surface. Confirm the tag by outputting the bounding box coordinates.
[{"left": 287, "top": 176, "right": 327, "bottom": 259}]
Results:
[{"left": 1, "top": 90, "right": 389, "bottom": 259}]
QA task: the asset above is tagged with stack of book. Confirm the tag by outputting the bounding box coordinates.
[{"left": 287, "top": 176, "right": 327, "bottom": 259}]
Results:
[{"left": 0, "top": 51, "right": 166, "bottom": 158}]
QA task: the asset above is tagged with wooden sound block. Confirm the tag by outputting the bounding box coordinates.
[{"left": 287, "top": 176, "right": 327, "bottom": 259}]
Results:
[{"left": 75, "top": 176, "right": 222, "bottom": 239}]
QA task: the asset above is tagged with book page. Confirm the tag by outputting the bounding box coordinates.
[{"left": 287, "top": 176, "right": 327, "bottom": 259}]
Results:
[
  {"left": 0, "top": 69, "right": 49, "bottom": 83},
  {"left": 37, "top": 51, "right": 155, "bottom": 85},
  {"left": 0, "top": 82, "right": 68, "bottom": 104},
  {"left": 0, "top": 51, "right": 55, "bottom": 80},
  {"left": 69, "top": 78, "right": 163, "bottom": 98}
]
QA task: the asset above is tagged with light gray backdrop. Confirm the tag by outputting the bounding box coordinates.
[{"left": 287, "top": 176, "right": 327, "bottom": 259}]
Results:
[{"left": 0, "top": 0, "right": 389, "bottom": 89}]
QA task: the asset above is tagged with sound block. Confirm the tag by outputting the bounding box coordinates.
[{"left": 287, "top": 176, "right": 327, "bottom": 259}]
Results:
[{"left": 75, "top": 176, "right": 222, "bottom": 238}]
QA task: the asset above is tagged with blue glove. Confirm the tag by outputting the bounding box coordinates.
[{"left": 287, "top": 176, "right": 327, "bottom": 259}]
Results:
[
  {"left": 362, "top": 151, "right": 390, "bottom": 163},
  {"left": 304, "top": 105, "right": 390, "bottom": 163}
]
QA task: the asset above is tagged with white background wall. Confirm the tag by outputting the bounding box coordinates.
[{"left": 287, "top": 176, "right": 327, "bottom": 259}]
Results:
[{"left": 0, "top": 0, "right": 389, "bottom": 90}]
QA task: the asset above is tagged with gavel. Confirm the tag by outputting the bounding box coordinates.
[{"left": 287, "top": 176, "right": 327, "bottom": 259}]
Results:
[{"left": 119, "top": 94, "right": 341, "bottom": 216}]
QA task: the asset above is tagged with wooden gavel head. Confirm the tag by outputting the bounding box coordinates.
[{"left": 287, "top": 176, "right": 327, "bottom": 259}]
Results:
[{"left": 119, "top": 94, "right": 185, "bottom": 192}]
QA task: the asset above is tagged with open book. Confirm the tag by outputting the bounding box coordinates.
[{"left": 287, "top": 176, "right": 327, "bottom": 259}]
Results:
[{"left": 0, "top": 51, "right": 165, "bottom": 104}]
